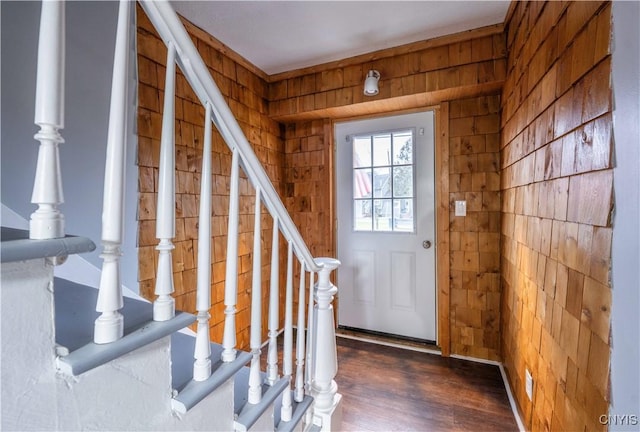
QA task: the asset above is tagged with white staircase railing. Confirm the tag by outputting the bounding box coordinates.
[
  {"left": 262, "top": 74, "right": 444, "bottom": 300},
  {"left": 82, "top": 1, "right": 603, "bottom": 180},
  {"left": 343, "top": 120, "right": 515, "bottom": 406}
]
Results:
[
  {"left": 30, "top": 0, "right": 342, "bottom": 429},
  {"left": 138, "top": 1, "right": 343, "bottom": 425}
]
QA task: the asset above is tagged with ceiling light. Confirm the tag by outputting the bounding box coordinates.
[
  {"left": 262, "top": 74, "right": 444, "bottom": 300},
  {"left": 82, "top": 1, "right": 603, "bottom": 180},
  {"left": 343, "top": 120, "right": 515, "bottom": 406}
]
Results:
[{"left": 363, "top": 70, "right": 380, "bottom": 96}]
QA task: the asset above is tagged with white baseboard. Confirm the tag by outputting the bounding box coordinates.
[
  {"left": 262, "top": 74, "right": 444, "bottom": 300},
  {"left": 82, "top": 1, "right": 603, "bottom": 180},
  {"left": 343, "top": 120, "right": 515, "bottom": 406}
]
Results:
[{"left": 498, "top": 363, "right": 526, "bottom": 432}]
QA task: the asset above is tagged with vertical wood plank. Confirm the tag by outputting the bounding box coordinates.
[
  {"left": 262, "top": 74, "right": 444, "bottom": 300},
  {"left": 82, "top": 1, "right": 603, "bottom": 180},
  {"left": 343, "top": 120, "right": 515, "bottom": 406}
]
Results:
[{"left": 436, "top": 102, "right": 451, "bottom": 356}]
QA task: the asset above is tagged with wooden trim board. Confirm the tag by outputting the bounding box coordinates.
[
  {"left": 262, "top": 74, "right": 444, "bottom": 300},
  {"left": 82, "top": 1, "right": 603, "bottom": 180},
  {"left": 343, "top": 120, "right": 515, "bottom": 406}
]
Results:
[{"left": 435, "top": 102, "right": 451, "bottom": 356}]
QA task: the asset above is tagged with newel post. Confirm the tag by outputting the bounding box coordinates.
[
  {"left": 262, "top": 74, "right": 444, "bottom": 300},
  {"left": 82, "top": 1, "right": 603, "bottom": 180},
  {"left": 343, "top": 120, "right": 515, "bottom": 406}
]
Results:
[{"left": 311, "top": 257, "right": 342, "bottom": 431}]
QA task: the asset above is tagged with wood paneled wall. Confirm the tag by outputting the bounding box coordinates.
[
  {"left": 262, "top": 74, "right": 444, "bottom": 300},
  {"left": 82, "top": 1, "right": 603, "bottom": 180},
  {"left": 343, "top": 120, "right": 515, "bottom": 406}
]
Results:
[
  {"left": 284, "top": 120, "right": 334, "bottom": 260},
  {"left": 500, "top": 2, "right": 613, "bottom": 430},
  {"left": 268, "top": 26, "right": 506, "bottom": 122},
  {"left": 134, "top": 11, "right": 508, "bottom": 362},
  {"left": 136, "top": 6, "right": 285, "bottom": 349},
  {"left": 134, "top": 7, "right": 615, "bottom": 427},
  {"left": 449, "top": 95, "right": 502, "bottom": 361},
  {"left": 274, "top": 33, "right": 508, "bottom": 360}
]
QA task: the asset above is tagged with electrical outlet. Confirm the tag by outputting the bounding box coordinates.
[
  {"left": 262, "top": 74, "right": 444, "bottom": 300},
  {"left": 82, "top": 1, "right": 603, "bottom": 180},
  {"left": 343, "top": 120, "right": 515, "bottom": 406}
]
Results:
[
  {"left": 454, "top": 200, "right": 467, "bottom": 216},
  {"left": 525, "top": 369, "right": 533, "bottom": 401}
]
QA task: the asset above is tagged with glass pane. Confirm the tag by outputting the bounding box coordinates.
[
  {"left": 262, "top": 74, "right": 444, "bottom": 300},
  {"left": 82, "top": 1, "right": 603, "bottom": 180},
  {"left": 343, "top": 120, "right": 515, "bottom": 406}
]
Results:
[
  {"left": 372, "top": 134, "right": 391, "bottom": 167},
  {"left": 353, "top": 168, "right": 372, "bottom": 198},
  {"left": 353, "top": 136, "right": 371, "bottom": 168},
  {"left": 393, "top": 199, "right": 414, "bottom": 232},
  {"left": 372, "top": 167, "right": 391, "bottom": 198},
  {"left": 373, "top": 199, "right": 392, "bottom": 231},
  {"left": 354, "top": 200, "right": 372, "bottom": 231},
  {"left": 393, "top": 131, "right": 413, "bottom": 165},
  {"left": 393, "top": 166, "right": 413, "bottom": 197}
]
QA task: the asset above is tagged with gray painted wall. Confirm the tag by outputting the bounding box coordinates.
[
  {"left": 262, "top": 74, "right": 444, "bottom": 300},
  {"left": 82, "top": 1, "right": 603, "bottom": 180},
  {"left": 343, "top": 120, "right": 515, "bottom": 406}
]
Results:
[
  {"left": 1, "top": 1, "right": 139, "bottom": 292},
  {"left": 611, "top": 1, "right": 640, "bottom": 427}
]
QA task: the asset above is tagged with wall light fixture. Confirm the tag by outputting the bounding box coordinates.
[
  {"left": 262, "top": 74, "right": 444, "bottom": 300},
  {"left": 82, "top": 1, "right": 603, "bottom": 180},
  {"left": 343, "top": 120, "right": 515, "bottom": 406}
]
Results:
[{"left": 363, "top": 70, "right": 380, "bottom": 96}]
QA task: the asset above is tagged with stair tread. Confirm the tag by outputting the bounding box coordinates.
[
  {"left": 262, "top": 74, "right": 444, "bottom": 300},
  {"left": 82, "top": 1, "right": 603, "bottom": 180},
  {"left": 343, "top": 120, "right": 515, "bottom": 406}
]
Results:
[
  {"left": 55, "top": 278, "right": 152, "bottom": 351},
  {"left": 54, "top": 278, "right": 196, "bottom": 376},
  {"left": 275, "top": 393, "right": 314, "bottom": 432},
  {"left": 171, "top": 332, "right": 252, "bottom": 414},
  {"left": 234, "top": 374, "right": 290, "bottom": 431},
  {"left": 1, "top": 227, "right": 95, "bottom": 263}
]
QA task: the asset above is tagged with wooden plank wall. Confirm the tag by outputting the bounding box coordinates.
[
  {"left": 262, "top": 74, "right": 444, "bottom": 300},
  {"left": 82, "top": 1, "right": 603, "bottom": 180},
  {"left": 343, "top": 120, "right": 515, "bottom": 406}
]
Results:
[
  {"left": 283, "top": 120, "right": 334, "bottom": 260},
  {"left": 134, "top": 9, "right": 615, "bottom": 429},
  {"left": 136, "top": 5, "right": 286, "bottom": 350},
  {"left": 272, "top": 29, "right": 507, "bottom": 360},
  {"left": 449, "top": 95, "right": 502, "bottom": 361},
  {"left": 500, "top": 2, "right": 613, "bottom": 430},
  {"left": 282, "top": 119, "right": 335, "bottom": 316},
  {"left": 268, "top": 26, "right": 506, "bottom": 121}
]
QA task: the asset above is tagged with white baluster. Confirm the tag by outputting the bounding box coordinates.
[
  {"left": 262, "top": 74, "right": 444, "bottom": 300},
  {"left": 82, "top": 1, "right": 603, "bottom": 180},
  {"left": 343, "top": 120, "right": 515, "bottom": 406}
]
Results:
[
  {"left": 304, "top": 270, "right": 315, "bottom": 426},
  {"left": 281, "top": 242, "right": 294, "bottom": 422},
  {"left": 221, "top": 148, "right": 240, "bottom": 362},
  {"left": 94, "top": 0, "right": 131, "bottom": 344},
  {"left": 193, "top": 103, "right": 213, "bottom": 381},
  {"left": 247, "top": 187, "right": 263, "bottom": 404},
  {"left": 30, "top": 0, "right": 65, "bottom": 240},
  {"left": 305, "top": 271, "right": 315, "bottom": 392},
  {"left": 295, "top": 261, "right": 306, "bottom": 402},
  {"left": 266, "top": 216, "right": 280, "bottom": 385},
  {"left": 311, "top": 258, "right": 342, "bottom": 431},
  {"left": 154, "top": 43, "right": 177, "bottom": 322}
]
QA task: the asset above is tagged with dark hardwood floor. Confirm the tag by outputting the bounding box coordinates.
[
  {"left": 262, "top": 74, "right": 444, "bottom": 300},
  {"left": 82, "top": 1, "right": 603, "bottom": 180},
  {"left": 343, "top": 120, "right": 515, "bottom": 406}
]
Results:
[{"left": 336, "top": 337, "right": 519, "bottom": 432}]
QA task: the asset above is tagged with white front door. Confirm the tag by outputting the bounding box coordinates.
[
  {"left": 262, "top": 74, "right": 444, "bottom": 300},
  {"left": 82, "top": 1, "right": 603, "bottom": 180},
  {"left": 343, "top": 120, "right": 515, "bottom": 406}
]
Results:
[{"left": 336, "top": 111, "right": 436, "bottom": 342}]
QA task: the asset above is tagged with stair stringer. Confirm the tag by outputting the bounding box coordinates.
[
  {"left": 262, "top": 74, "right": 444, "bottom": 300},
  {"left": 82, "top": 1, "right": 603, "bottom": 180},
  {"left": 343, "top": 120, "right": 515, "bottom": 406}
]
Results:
[
  {"left": 1, "top": 258, "right": 235, "bottom": 431},
  {"left": 1, "top": 259, "right": 59, "bottom": 431},
  {"left": 52, "top": 337, "right": 235, "bottom": 431}
]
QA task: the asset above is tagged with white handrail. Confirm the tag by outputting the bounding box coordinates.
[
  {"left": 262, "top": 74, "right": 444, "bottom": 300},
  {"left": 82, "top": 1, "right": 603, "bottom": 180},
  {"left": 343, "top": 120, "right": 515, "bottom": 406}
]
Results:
[
  {"left": 138, "top": 0, "right": 320, "bottom": 273},
  {"left": 135, "top": 2, "right": 343, "bottom": 427}
]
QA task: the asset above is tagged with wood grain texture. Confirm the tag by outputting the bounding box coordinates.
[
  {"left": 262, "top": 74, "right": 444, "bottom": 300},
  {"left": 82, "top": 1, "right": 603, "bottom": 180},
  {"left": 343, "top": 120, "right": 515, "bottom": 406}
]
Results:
[
  {"left": 500, "top": 2, "right": 613, "bottom": 431},
  {"left": 274, "top": 30, "right": 507, "bottom": 361},
  {"left": 336, "top": 337, "right": 518, "bottom": 431},
  {"left": 269, "top": 29, "right": 507, "bottom": 121},
  {"left": 436, "top": 103, "right": 451, "bottom": 356},
  {"left": 136, "top": 4, "right": 284, "bottom": 349},
  {"left": 449, "top": 95, "right": 502, "bottom": 362},
  {"left": 135, "top": 8, "right": 616, "bottom": 430},
  {"left": 270, "top": 82, "right": 503, "bottom": 122}
]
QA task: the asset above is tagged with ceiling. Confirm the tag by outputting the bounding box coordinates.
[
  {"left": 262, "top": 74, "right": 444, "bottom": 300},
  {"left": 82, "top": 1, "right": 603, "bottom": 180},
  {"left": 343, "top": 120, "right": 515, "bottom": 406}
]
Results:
[{"left": 172, "top": 1, "right": 510, "bottom": 76}]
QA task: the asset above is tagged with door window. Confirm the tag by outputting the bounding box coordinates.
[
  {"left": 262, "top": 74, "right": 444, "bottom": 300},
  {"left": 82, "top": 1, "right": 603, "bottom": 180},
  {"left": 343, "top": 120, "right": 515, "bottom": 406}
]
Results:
[{"left": 352, "top": 129, "right": 415, "bottom": 233}]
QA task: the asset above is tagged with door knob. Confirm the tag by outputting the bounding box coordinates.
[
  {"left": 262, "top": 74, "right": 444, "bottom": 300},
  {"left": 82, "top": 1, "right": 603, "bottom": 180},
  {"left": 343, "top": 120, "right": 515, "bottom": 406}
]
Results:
[{"left": 422, "top": 240, "right": 432, "bottom": 249}]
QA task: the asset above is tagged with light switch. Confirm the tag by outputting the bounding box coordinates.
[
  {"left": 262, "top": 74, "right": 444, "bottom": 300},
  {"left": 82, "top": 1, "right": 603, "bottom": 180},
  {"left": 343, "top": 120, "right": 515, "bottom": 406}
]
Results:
[{"left": 455, "top": 200, "right": 467, "bottom": 216}]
